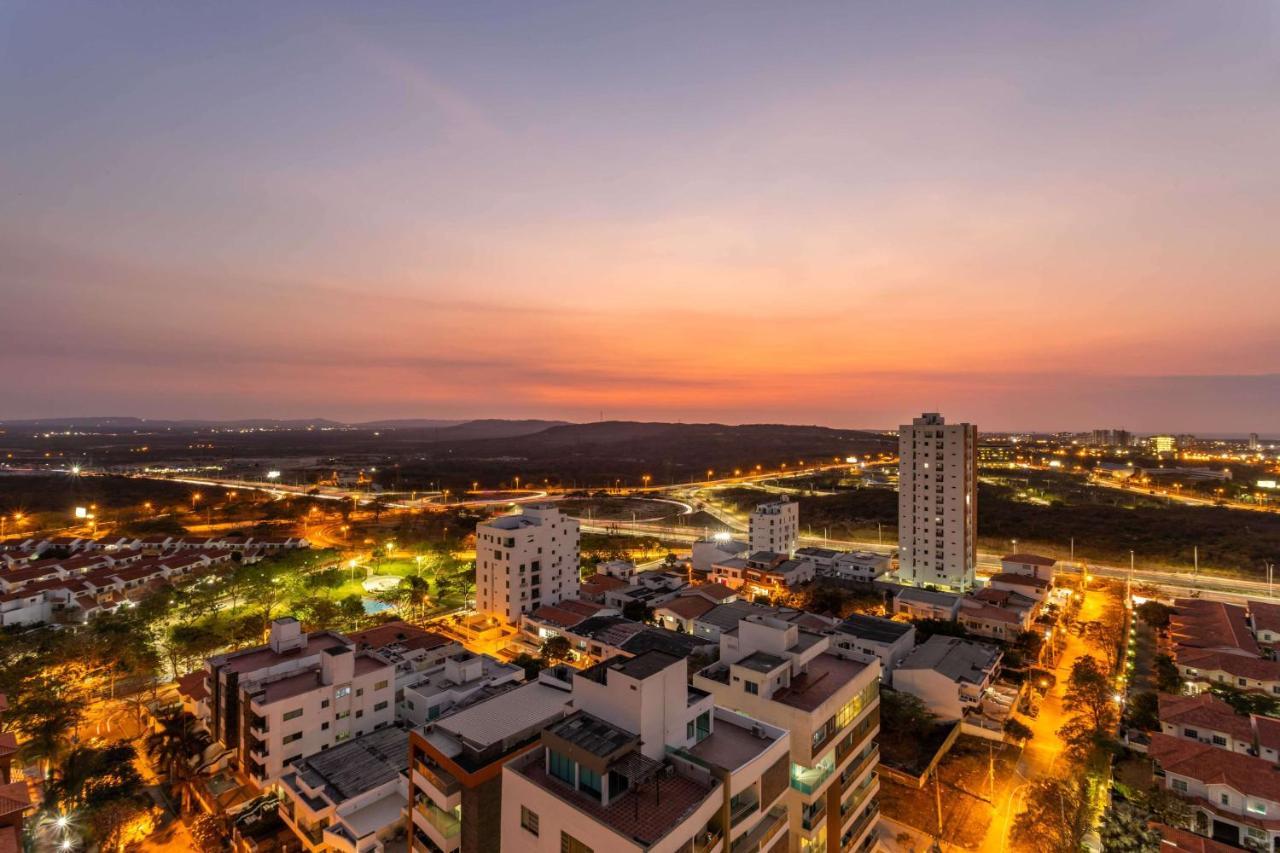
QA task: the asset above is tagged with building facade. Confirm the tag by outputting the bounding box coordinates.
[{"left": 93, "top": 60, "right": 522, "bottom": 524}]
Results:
[
  {"left": 897, "top": 412, "right": 977, "bottom": 593},
  {"left": 750, "top": 498, "right": 799, "bottom": 558},
  {"left": 475, "top": 504, "right": 581, "bottom": 624}
]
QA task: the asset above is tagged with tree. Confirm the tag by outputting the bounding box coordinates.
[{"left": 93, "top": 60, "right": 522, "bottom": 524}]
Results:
[
  {"left": 540, "top": 636, "right": 573, "bottom": 666},
  {"left": 1140, "top": 784, "right": 1192, "bottom": 828},
  {"left": 1209, "top": 682, "right": 1280, "bottom": 717},
  {"left": 1154, "top": 654, "right": 1183, "bottom": 694},
  {"left": 145, "top": 709, "right": 213, "bottom": 813},
  {"left": 4, "top": 681, "right": 86, "bottom": 774},
  {"left": 399, "top": 575, "right": 431, "bottom": 622},
  {"left": 1084, "top": 618, "right": 1125, "bottom": 673},
  {"left": 45, "top": 742, "right": 151, "bottom": 851},
  {"left": 1126, "top": 690, "right": 1160, "bottom": 731},
  {"left": 338, "top": 595, "right": 368, "bottom": 630},
  {"left": 622, "top": 601, "right": 653, "bottom": 623},
  {"left": 1063, "top": 655, "right": 1115, "bottom": 734},
  {"left": 1100, "top": 801, "right": 1161, "bottom": 852},
  {"left": 1003, "top": 718, "right": 1034, "bottom": 742},
  {"left": 910, "top": 619, "right": 969, "bottom": 640},
  {"left": 189, "top": 813, "right": 226, "bottom": 852},
  {"left": 1136, "top": 601, "right": 1174, "bottom": 630},
  {"left": 511, "top": 653, "right": 543, "bottom": 680},
  {"left": 1011, "top": 775, "right": 1090, "bottom": 853}
]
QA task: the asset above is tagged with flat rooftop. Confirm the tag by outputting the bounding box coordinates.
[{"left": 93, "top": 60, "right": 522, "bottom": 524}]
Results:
[
  {"left": 547, "top": 710, "right": 636, "bottom": 758},
  {"left": 432, "top": 680, "right": 571, "bottom": 753},
  {"left": 773, "top": 653, "right": 870, "bottom": 712},
  {"left": 516, "top": 757, "right": 716, "bottom": 846},
  {"left": 735, "top": 651, "right": 787, "bottom": 674},
  {"left": 211, "top": 630, "right": 350, "bottom": 676},
  {"left": 687, "top": 715, "right": 782, "bottom": 772},
  {"left": 291, "top": 726, "right": 410, "bottom": 803}
]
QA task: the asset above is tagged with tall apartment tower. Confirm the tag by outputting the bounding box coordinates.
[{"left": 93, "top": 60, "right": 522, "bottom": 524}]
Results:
[
  {"left": 898, "top": 412, "right": 977, "bottom": 593},
  {"left": 750, "top": 496, "right": 799, "bottom": 556},
  {"left": 475, "top": 503, "right": 580, "bottom": 624},
  {"left": 1250, "top": 433, "right": 1261, "bottom": 451}
]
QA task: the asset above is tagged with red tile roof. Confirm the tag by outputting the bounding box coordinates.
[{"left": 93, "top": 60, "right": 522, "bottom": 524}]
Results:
[
  {"left": 1155, "top": 823, "right": 1239, "bottom": 853},
  {"left": 0, "top": 781, "right": 29, "bottom": 818},
  {"left": 1252, "top": 601, "right": 1280, "bottom": 637},
  {"left": 656, "top": 596, "right": 716, "bottom": 621},
  {"left": 1150, "top": 732, "right": 1280, "bottom": 802},
  {"left": 988, "top": 573, "right": 1051, "bottom": 590},
  {"left": 1158, "top": 692, "right": 1253, "bottom": 742},
  {"left": 580, "top": 575, "right": 629, "bottom": 594},
  {"left": 528, "top": 605, "right": 590, "bottom": 629},
  {"left": 176, "top": 670, "right": 209, "bottom": 703},
  {"left": 1254, "top": 715, "right": 1280, "bottom": 755},
  {"left": 1177, "top": 648, "right": 1280, "bottom": 682},
  {"left": 1171, "top": 599, "right": 1258, "bottom": 656},
  {"left": 348, "top": 620, "right": 453, "bottom": 653},
  {"left": 686, "top": 582, "right": 737, "bottom": 602}
]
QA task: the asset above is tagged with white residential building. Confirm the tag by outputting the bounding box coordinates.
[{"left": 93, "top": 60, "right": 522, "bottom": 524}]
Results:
[
  {"left": 400, "top": 652, "right": 524, "bottom": 727},
  {"left": 276, "top": 725, "right": 410, "bottom": 853},
  {"left": 897, "top": 412, "right": 977, "bottom": 593},
  {"left": 749, "top": 498, "right": 799, "bottom": 558},
  {"left": 692, "top": 538, "right": 750, "bottom": 577},
  {"left": 693, "top": 615, "right": 883, "bottom": 853},
  {"left": 201, "top": 618, "right": 397, "bottom": 787},
  {"left": 894, "top": 636, "right": 1002, "bottom": 721},
  {"left": 475, "top": 503, "right": 580, "bottom": 624},
  {"left": 829, "top": 615, "right": 917, "bottom": 686},
  {"left": 502, "top": 651, "right": 794, "bottom": 853},
  {"left": 828, "top": 551, "right": 892, "bottom": 583}
]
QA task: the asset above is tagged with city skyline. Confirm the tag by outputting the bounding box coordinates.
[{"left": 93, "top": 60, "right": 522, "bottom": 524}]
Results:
[{"left": 4, "top": 1, "right": 1279, "bottom": 430}]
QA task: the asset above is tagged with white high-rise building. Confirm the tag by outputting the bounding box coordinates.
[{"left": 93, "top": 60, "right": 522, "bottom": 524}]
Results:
[
  {"left": 898, "top": 412, "right": 977, "bottom": 593},
  {"left": 749, "top": 497, "right": 798, "bottom": 556},
  {"left": 475, "top": 503, "right": 580, "bottom": 624}
]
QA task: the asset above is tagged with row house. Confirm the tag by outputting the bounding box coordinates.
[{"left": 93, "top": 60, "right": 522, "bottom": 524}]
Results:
[
  {"left": 894, "top": 636, "right": 1003, "bottom": 722},
  {"left": 1177, "top": 649, "right": 1280, "bottom": 696},
  {"left": 1150, "top": 733, "right": 1280, "bottom": 850}
]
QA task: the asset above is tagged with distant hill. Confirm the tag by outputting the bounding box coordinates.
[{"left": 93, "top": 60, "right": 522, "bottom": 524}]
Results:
[
  {"left": 0, "top": 417, "right": 564, "bottom": 440},
  {"left": 401, "top": 421, "right": 894, "bottom": 483}
]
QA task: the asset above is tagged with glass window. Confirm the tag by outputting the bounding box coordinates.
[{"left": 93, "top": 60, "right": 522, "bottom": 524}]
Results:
[
  {"left": 549, "top": 750, "right": 575, "bottom": 785},
  {"left": 561, "top": 832, "right": 593, "bottom": 853},
  {"left": 520, "top": 806, "right": 539, "bottom": 836},
  {"left": 283, "top": 708, "right": 303, "bottom": 722},
  {"left": 335, "top": 686, "right": 351, "bottom": 699},
  {"left": 578, "top": 766, "right": 602, "bottom": 798}
]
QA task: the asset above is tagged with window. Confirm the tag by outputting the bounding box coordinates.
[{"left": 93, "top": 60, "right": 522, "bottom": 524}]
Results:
[
  {"left": 1171, "top": 779, "right": 1188, "bottom": 793},
  {"left": 321, "top": 722, "right": 329, "bottom": 731},
  {"left": 1183, "top": 728, "right": 1198, "bottom": 740},
  {"left": 520, "top": 806, "right": 539, "bottom": 836},
  {"left": 356, "top": 688, "right": 364, "bottom": 698},
  {"left": 375, "top": 680, "right": 388, "bottom": 691},
  {"left": 374, "top": 701, "right": 388, "bottom": 712},
  {"left": 283, "top": 708, "right": 303, "bottom": 722},
  {"left": 1220, "top": 793, "right": 1230, "bottom": 806},
  {"left": 1212, "top": 735, "right": 1227, "bottom": 747},
  {"left": 335, "top": 686, "right": 351, "bottom": 699},
  {"left": 321, "top": 699, "right": 330, "bottom": 709},
  {"left": 744, "top": 681, "right": 759, "bottom": 695},
  {"left": 578, "top": 766, "right": 602, "bottom": 798},
  {"left": 1247, "top": 800, "right": 1268, "bottom": 816},
  {"left": 548, "top": 750, "right": 575, "bottom": 785},
  {"left": 560, "top": 832, "right": 593, "bottom": 853},
  {"left": 336, "top": 711, "right": 350, "bottom": 720},
  {"left": 282, "top": 732, "right": 302, "bottom": 745}
]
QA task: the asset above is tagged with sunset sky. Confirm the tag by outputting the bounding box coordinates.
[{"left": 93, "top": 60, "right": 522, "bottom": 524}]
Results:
[{"left": 3, "top": 1, "right": 1278, "bottom": 431}]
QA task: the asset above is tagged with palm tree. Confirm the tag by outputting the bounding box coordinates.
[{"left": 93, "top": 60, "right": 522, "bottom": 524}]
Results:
[
  {"left": 400, "top": 575, "right": 431, "bottom": 622},
  {"left": 145, "top": 710, "right": 212, "bottom": 813},
  {"left": 45, "top": 742, "right": 150, "bottom": 852}
]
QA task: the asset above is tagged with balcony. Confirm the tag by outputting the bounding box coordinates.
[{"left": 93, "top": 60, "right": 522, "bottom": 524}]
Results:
[
  {"left": 692, "top": 826, "right": 724, "bottom": 853},
  {"left": 840, "top": 801, "right": 879, "bottom": 851},
  {"left": 731, "top": 805, "right": 786, "bottom": 853},
  {"left": 414, "top": 799, "right": 461, "bottom": 839},
  {"left": 729, "top": 792, "right": 760, "bottom": 828},
  {"left": 791, "top": 759, "right": 834, "bottom": 796},
  {"left": 840, "top": 746, "right": 879, "bottom": 791},
  {"left": 414, "top": 759, "right": 461, "bottom": 797},
  {"left": 841, "top": 774, "right": 878, "bottom": 819}
]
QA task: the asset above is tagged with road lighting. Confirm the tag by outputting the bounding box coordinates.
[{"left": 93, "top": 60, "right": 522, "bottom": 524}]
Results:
[
  {"left": 191, "top": 492, "right": 201, "bottom": 511},
  {"left": 642, "top": 474, "right": 651, "bottom": 489}
]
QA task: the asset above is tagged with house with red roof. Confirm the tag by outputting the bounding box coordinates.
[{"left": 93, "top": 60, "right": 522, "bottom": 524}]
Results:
[{"left": 1150, "top": 732, "right": 1280, "bottom": 849}]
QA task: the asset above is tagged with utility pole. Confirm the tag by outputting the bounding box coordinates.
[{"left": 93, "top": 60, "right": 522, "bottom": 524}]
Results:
[
  {"left": 1193, "top": 546, "right": 1199, "bottom": 587},
  {"left": 1070, "top": 537, "right": 1074, "bottom": 564},
  {"left": 934, "top": 766, "right": 944, "bottom": 840}
]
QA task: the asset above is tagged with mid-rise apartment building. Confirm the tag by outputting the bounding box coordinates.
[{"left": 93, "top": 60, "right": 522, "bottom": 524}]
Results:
[
  {"left": 750, "top": 498, "right": 799, "bottom": 558},
  {"left": 475, "top": 504, "right": 580, "bottom": 624},
  {"left": 202, "top": 618, "right": 397, "bottom": 786},
  {"left": 503, "top": 650, "right": 793, "bottom": 853},
  {"left": 408, "top": 668, "right": 575, "bottom": 853},
  {"left": 693, "top": 615, "right": 882, "bottom": 853},
  {"left": 898, "top": 412, "right": 977, "bottom": 593}
]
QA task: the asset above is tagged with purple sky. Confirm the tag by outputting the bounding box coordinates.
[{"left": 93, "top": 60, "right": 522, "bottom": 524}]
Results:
[{"left": 2, "top": 1, "right": 1278, "bottom": 431}]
